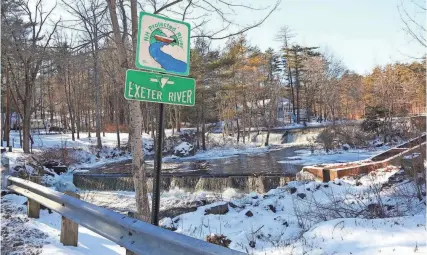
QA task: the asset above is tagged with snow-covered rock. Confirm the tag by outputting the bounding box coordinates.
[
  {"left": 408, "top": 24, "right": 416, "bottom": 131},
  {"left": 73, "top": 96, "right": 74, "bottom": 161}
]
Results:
[
  {"left": 173, "top": 142, "right": 196, "bottom": 157},
  {"left": 342, "top": 143, "right": 351, "bottom": 150}
]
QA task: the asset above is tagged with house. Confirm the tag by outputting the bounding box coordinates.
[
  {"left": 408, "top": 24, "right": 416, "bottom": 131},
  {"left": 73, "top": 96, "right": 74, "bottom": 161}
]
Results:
[
  {"left": 276, "top": 97, "right": 307, "bottom": 123},
  {"left": 237, "top": 97, "right": 307, "bottom": 125}
]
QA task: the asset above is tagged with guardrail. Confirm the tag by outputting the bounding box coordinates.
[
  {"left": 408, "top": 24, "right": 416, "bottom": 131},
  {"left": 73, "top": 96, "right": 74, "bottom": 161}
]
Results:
[{"left": 6, "top": 176, "right": 245, "bottom": 255}]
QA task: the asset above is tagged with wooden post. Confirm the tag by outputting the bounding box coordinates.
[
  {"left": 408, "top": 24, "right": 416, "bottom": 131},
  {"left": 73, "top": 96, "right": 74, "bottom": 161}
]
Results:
[
  {"left": 1, "top": 157, "right": 10, "bottom": 189},
  {"left": 27, "top": 176, "right": 41, "bottom": 218},
  {"left": 126, "top": 211, "right": 136, "bottom": 255},
  {"left": 60, "top": 191, "right": 80, "bottom": 246}
]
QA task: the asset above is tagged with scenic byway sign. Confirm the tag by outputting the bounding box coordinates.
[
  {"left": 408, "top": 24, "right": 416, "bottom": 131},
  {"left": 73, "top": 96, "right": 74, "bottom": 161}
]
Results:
[
  {"left": 135, "top": 12, "right": 191, "bottom": 76},
  {"left": 124, "top": 69, "right": 195, "bottom": 106}
]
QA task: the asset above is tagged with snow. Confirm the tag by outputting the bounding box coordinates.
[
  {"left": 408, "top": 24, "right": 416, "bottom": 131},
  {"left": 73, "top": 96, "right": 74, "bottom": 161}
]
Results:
[
  {"left": 165, "top": 145, "right": 270, "bottom": 161},
  {"left": 404, "top": 153, "right": 421, "bottom": 159},
  {"left": 266, "top": 214, "right": 426, "bottom": 255},
  {"left": 1, "top": 194, "right": 125, "bottom": 255},
  {"left": 3, "top": 128, "right": 425, "bottom": 254},
  {"left": 158, "top": 166, "right": 426, "bottom": 254},
  {"left": 78, "top": 187, "right": 243, "bottom": 214},
  {"left": 2, "top": 166, "right": 426, "bottom": 254}
]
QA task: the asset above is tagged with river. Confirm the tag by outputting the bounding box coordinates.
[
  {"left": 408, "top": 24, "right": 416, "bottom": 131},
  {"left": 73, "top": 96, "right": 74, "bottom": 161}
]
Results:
[{"left": 84, "top": 145, "right": 306, "bottom": 176}]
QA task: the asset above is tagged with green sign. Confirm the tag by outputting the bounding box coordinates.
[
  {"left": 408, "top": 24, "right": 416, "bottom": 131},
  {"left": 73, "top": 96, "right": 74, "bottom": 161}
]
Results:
[
  {"left": 124, "top": 69, "right": 195, "bottom": 106},
  {"left": 135, "top": 12, "right": 191, "bottom": 76}
]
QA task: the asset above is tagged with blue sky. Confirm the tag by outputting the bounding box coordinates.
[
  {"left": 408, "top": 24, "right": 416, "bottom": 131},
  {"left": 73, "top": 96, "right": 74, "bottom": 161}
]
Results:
[
  {"left": 212, "top": 0, "right": 425, "bottom": 74},
  {"left": 50, "top": 0, "right": 425, "bottom": 75}
]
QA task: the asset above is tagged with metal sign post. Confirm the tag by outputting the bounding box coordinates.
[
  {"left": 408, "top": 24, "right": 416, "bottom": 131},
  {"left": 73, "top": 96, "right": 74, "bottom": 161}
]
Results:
[
  {"left": 151, "top": 103, "right": 164, "bottom": 225},
  {"left": 125, "top": 12, "right": 193, "bottom": 226}
]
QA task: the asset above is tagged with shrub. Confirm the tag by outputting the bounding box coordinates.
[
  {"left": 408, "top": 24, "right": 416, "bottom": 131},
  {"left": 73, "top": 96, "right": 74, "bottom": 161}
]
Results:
[
  {"left": 206, "top": 234, "right": 231, "bottom": 248},
  {"left": 316, "top": 126, "right": 339, "bottom": 152},
  {"left": 38, "top": 147, "right": 81, "bottom": 166}
]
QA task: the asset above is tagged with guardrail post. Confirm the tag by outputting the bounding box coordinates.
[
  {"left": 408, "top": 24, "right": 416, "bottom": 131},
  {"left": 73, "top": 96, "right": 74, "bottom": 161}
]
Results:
[
  {"left": 1, "top": 157, "right": 10, "bottom": 189},
  {"left": 126, "top": 211, "right": 136, "bottom": 255},
  {"left": 60, "top": 191, "right": 80, "bottom": 246},
  {"left": 27, "top": 176, "right": 41, "bottom": 218}
]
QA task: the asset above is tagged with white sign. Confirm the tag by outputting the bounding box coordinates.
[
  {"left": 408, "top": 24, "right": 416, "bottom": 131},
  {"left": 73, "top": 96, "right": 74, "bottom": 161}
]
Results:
[{"left": 135, "top": 12, "right": 191, "bottom": 76}]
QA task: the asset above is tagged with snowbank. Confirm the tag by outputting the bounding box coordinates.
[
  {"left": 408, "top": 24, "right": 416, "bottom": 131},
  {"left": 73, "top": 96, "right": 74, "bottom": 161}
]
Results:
[
  {"left": 159, "top": 166, "right": 426, "bottom": 254},
  {"left": 1, "top": 194, "right": 124, "bottom": 255}
]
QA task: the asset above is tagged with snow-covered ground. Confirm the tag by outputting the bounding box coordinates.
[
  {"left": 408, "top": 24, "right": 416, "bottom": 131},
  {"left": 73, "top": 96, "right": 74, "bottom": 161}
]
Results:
[
  {"left": 3, "top": 129, "right": 423, "bottom": 254},
  {"left": 159, "top": 166, "right": 426, "bottom": 254},
  {"left": 1, "top": 194, "right": 125, "bottom": 255},
  {"left": 78, "top": 187, "right": 242, "bottom": 214},
  {"left": 2, "top": 166, "right": 425, "bottom": 254}
]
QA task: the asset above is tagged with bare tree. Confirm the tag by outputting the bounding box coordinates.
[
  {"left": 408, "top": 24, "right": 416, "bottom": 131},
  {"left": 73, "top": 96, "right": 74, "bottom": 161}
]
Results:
[
  {"left": 62, "top": 0, "right": 108, "bottom": 148},
  {"left": 2, "top": 0, "right": 60, "bottom": 153},
  {"left": 398, "top": 0, "right": 426, "bottom": 48}
]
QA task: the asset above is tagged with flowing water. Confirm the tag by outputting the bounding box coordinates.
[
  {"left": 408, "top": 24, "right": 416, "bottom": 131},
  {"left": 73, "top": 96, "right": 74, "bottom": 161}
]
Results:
[{"left": 85, "top": 145, "right": 305, "bottom": 177}]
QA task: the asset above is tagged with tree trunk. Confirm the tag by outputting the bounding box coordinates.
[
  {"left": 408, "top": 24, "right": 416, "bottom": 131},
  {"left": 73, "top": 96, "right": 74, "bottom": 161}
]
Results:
[
  {"left": 295, "top": 66, "right": 300, "bottom": 124},
  {"left": 4, "top": 87, "right": 10, "bottom": 147},
  {"left": 115, "top": 96, "right": 121, "bottom": 148},
  {"left": 18, "top": 117, "right": 22, "bottom": 148},
  {"left": 93, "top": 31, "right": 102, "bottom": 149},
  {"left": 265, "top": 129, "right": 270, "bottom": 146},
  {"left": 22, "top": 108, "right": 31, "bottom": 153},
  {"left": 174, "top": 106, "right": 181, "bottom": 132},
  {"left": 107, "top": 0, "right": 150, "bottom": 221}
]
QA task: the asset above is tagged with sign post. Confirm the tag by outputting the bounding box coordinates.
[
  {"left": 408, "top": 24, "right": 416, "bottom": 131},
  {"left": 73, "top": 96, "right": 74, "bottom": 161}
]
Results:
[{"left": 126, "top": 12, "right": 193, "bottom": 226}]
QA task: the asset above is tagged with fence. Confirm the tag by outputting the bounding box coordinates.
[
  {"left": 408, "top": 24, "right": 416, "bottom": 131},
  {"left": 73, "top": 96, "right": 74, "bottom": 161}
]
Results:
[{"left": 6, "top": 176, "right": 245, "bottom": 255}]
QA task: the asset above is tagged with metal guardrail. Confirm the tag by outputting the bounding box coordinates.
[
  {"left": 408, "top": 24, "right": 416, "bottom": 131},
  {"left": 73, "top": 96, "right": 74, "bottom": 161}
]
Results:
[{"left": 7, "top": 176, "right": 245, "bottom": 255}]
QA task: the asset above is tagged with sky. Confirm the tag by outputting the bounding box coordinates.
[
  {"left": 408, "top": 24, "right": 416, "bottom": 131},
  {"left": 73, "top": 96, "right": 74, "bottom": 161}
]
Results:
[
  {"left": 44, "top": 0, "right": 425, "bottom": 75},
  {"left": 214, "top": 0, "right": 426, "bottom": 74}
]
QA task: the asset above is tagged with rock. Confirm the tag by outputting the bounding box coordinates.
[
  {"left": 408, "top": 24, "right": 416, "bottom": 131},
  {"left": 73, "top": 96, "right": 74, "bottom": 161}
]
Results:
[
  {"left": 204, "top": 203, "right": 229, "bottom": 215},
  {"left": 143, "top": 143, "right": 154, "bottom": 153},
  {"left": 160, "top": 218, "right": 177, "bottom": 231},
  {"left": 249, "top": 240, "right": 256, "bottom": 248},
  {"left": 163, "top": 225, "right": 177, "bottom": 231},
  {"left": 173, "top": 142, "right": 196, "bottom": 157},
  {"left": 55, "top": 181, "right": 77, "bottom": 192},
  {"left": 267, "top": 204, "right": 276, "bottom": 213},
  {"left": 159, "top": 207, "right": 198, "bottom": 219},
  {"left": 297, "top": 193, "right": 306, "bottom": 199},
  {"left": 189, "top": 200, "right": 204, "bottom": 207},
  {"left": 1, "top": 190, "right": 19, "bottom": 197},
  {"left": 282, "top": 221, "right": 289, "bottom": 227},
  {"left": 13, "top": 241, "right": 24, "bottom": 247},
  {"left": 342, "top": 144, "right": 351, "bottom": 151},
  {"left": 245, "top": 210, "right": 253, "bottom": 217},
  {"left": 386, "top": 205, "right": 395, "bottom": 211},
  {"left": 289, "top": 187, "right": 297, "bottom": 194},
  {"left": 228, "top": 202, "right": 245, "bottom": 209}
]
